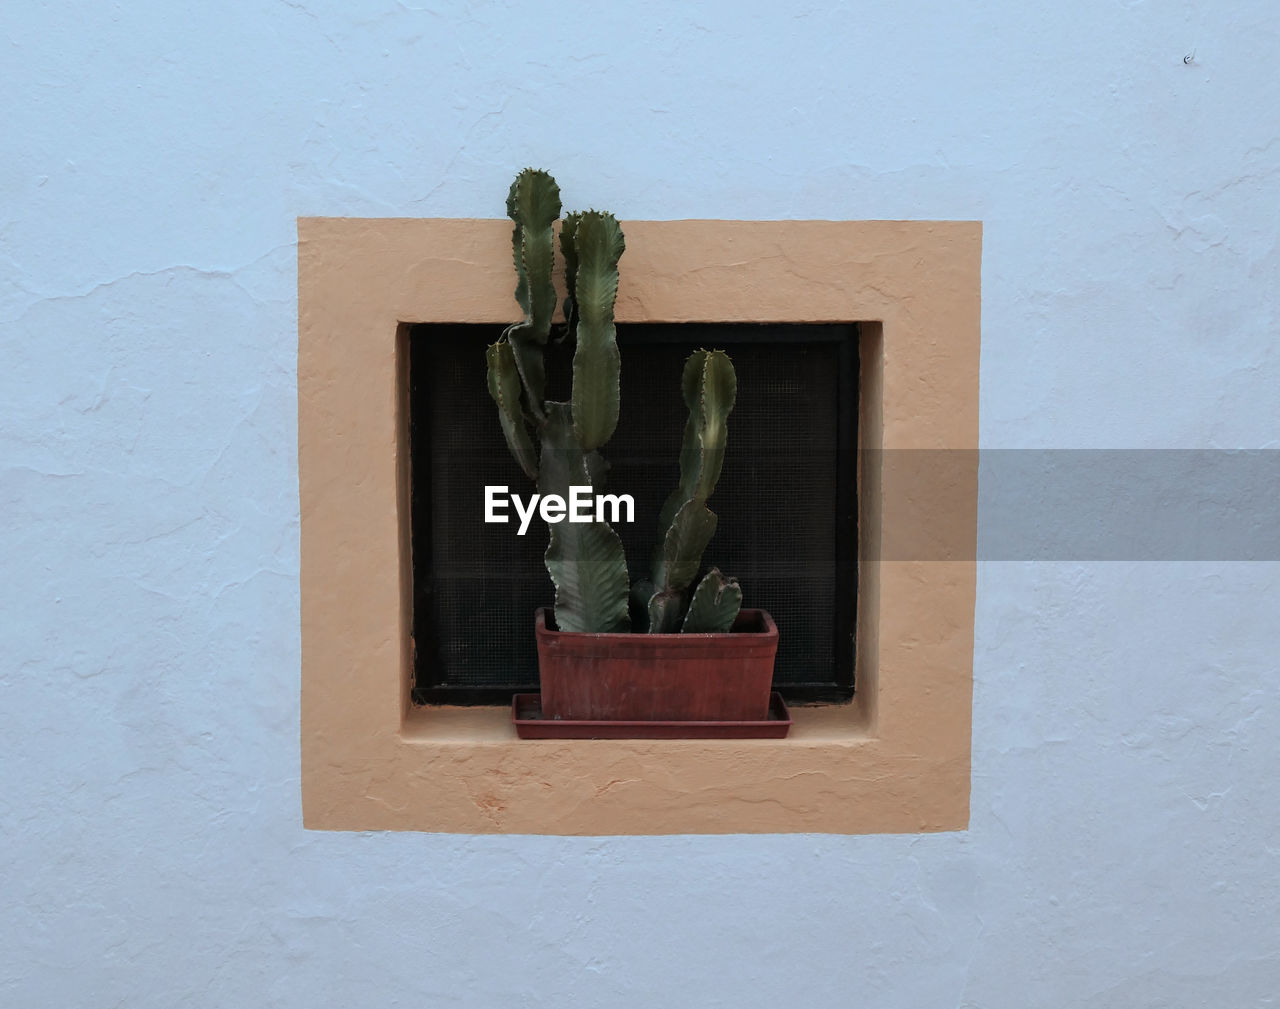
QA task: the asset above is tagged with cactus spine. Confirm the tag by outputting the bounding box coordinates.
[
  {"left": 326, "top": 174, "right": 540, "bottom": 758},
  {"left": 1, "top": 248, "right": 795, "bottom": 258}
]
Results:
[{"left": 487, "top": 168, "right": 743, "bottom": 635}]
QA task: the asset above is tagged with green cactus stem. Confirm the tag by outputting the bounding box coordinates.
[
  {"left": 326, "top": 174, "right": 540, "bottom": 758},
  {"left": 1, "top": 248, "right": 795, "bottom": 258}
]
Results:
[
  {"left": 681, "top": 568, "right": 743, "bottom": 633},
  {"left": 485, "top": 340, "right": 539, "bottom": 480},
  {"left": 539, "top": 403, "right": 630, "bottom": 633},
  {"left": 558, "top": 211, "right": 580, "bottom": 340},
  {"left": 628, "top": 577, "right": 655, "bottom": 632},
  {"left": 504, "top": 168, "right": 561, "bottom": 417},
  {"left": 568, "top": 210, "right": 624, "bottom": 452},
  {"left": 488, "top": 169, "right": 750, "bottom": 636},
  {"left": 646, "top": 349, "right": 738, "bottom": 632},
  {"left": 647, "top": 502, "right": 718, "bottom": 631}
]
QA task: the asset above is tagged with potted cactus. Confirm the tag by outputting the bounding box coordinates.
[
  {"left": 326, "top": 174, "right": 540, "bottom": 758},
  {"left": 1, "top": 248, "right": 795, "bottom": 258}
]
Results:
[{"left": 486, "top": 168, "right": 782, "bottom": 734}]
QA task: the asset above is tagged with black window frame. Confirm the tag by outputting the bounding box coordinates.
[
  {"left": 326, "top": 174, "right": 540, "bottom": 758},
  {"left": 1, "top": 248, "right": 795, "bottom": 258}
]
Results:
[{"left": 408, "top": 322, "right": 859, "bottom": 706}]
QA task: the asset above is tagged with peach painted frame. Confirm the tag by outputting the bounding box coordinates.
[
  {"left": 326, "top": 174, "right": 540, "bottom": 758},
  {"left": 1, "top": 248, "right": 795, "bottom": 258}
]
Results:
[{"left": 299, "top": 218, "right": 980, "bottom": 834}]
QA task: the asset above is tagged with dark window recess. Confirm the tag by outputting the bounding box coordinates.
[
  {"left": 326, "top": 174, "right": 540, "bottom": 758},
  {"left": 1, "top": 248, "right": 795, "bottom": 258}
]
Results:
[{"left": 408, "top": 322, "right": 858, "bottom": 705}]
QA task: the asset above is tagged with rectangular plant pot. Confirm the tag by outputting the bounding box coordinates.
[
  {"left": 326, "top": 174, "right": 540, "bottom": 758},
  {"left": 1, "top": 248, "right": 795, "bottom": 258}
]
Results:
[
  {"left": 534, "top": 607, "right": 779, "bottom": 722},
  {"left": 512, "top": 691, "right": 791, "bottom": 739}
]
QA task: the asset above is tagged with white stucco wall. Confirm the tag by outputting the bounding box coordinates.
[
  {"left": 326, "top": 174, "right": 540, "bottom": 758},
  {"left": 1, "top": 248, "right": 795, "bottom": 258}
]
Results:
[{"left": 4, "top": 2, "right": 1278, "bottom": 1006}]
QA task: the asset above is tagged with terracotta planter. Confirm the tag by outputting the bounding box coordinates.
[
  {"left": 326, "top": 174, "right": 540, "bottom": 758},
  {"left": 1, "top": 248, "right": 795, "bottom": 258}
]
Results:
[{"left": 534, "top": 607, "right": 779, "bottom": 721}]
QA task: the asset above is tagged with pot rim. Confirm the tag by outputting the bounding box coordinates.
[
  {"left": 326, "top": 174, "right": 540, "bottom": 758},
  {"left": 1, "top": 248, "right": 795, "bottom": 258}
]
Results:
[{"left": 534, "top": 606, "right": 776, "bottom": 640}]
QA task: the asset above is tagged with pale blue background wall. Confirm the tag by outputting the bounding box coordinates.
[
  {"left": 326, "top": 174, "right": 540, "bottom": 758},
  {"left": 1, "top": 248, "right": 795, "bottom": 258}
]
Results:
[{"left": 4, "top": 2, "right": 1278, "bottom": 1006}]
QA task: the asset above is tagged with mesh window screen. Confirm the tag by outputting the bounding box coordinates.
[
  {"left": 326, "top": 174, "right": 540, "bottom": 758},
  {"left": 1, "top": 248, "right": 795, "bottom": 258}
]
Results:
[{"left": 409, "top": 322, "right": 857, "bottom": 705}]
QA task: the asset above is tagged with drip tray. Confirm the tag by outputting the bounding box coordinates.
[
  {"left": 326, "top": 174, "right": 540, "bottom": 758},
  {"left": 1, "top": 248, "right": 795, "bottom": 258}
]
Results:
[{"left": 512, "top": 691, "right": 792, "bottom": 739}]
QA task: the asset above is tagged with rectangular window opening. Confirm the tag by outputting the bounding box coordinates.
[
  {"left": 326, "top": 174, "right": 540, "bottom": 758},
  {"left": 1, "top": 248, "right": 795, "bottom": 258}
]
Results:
[{"left": 407, "top": 322, "right": 859, "bottom": 706}]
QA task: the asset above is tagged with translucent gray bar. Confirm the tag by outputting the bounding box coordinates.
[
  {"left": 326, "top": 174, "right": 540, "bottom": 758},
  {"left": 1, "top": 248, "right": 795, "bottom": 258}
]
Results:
[{"left": 864, "top": 450, "right": 1280, "bottom": 561}]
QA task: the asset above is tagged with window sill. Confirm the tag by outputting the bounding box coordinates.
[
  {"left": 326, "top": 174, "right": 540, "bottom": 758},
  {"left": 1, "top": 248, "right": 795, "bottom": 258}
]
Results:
[
  {"left": 306, "top": 694, "right": 967, "bottom": 835},
  {"left": 398, "top": 701, "right": 874, "bottom": 745}
]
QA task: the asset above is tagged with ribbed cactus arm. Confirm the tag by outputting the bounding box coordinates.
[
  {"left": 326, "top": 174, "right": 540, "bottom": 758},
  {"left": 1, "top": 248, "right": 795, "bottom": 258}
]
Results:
[
  {"left": 693, "top": 349, "right": 736, "bottom": 498},
  {"left": 652, "top": 500, "right": 718, "bottom": 595},
  {"left": 539, "top": 403, "right": 630, "bottom": 633},
  {"left": 485, "top": 341, "right": 538, "bottom": 480},
  {"left": 646, "top": 349, "right": 738, "bottom": 632},
  {"left": 569, "top": 211, "right": 625, "bottom": 452},
  {"left": 656, "top": 350, "right": 705, "bottom": 532},
  {"left": 682, "top": 568, "right": 742, "bottom": 633},
  {"left": 505, "top": 168, "right": 561, "bottom": 414},
  {"left": 646, "top": 497, "right": 720, "bottom": 633},
  {"left": 655, "top": 349, "right": 737, "bottom": 529}
]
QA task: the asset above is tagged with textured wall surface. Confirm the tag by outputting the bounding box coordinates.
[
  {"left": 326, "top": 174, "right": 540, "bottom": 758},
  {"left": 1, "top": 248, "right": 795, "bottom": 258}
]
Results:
[{"left": 3, "top": 2, "right": 1278, "bottom": 1007}]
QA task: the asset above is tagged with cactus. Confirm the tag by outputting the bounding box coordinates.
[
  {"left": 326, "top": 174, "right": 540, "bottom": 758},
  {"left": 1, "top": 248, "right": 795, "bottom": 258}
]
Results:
[
  {"left": 681, "top": 568, "right": 743, "bottom": 633},
  {"left": 485, "top": 340, "right": 537, "bottom": 480},
  {"left": 539, "top": 403, "right": 630, "bottom": 632},
  {"left": 567, "top": 211, "right": 624, "bottom": 451},
  {"left": 486, "top": 168, "right": 743, "bottom": 635},
  {"left": 502, "top": 169, "right": 560, "bottom": 418},
  {"left": 487, "top": 169, "right": 630, "bottom": 633},
  {"left": 643, "top": 349, "right": 739, "bottom": 633}
]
